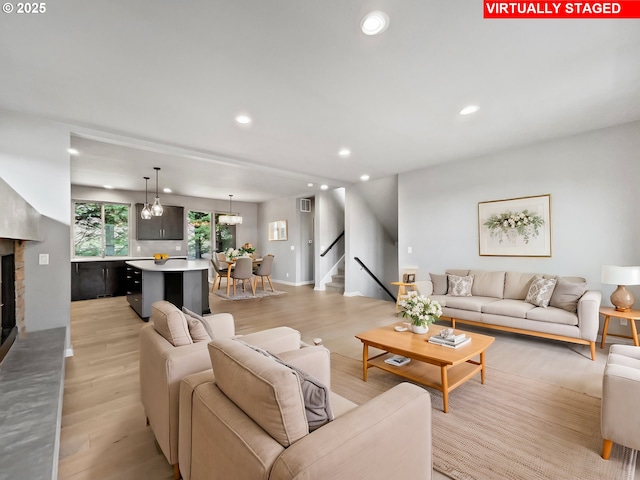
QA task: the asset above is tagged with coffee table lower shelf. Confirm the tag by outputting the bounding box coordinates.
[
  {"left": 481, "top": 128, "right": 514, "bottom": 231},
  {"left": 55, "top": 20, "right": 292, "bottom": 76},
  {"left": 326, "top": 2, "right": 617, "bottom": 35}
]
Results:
[{"left": 366, "top": 353, "right": 482, "bottom": 412}]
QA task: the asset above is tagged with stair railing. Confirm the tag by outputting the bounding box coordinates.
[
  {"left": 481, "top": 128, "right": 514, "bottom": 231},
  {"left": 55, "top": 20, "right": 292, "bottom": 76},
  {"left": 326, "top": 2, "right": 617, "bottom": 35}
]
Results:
[
  {"left": 320, "top": 231, "right": 345, "bottom": 257},
  {"left": 353, "top": 256, "right": 396, "bottom": 302}
]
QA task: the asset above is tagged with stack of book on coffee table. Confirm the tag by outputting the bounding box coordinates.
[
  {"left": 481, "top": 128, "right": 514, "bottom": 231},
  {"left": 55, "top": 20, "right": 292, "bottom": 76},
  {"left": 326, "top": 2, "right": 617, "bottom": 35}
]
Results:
[{"left": 428, "top": 332, "right": 471, "bottom": 349}]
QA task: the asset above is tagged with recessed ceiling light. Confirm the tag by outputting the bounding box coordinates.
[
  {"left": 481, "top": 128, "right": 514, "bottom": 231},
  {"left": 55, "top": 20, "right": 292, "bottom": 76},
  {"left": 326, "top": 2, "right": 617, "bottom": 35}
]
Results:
[
  {"left": 320, "top": 184, "right": 329, "bottom": 190},
  {"left": 67, "top": 148, "right": 79, "bottom": 156},
  {"left": 103, "top": 185, "right": 114, "bottom": 190},
  {"left": 235, "top": 114, "right": 252, "bottom": 125},
  {"left": 361, "top": 11, "right": 389, "bottom": 36},
  {"left": 360, "top": 174, "right": 370, "bottom": 181},
  {"left": 163, "top": 188, "right": 172, "bottom": 193},
  {"left": 307, "top": 183, "right": 314, "bottom": 187},
  {"left": 459, "top": 105, "right": 480, "bottom": 116},
  {"left": 338, "top": 148, "right": 351, "bottom": 158}
]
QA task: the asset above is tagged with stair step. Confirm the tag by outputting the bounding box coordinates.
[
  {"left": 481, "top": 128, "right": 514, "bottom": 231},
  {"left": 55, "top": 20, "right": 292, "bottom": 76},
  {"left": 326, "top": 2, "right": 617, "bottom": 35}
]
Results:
[
  {"left": 331, "top": 273, "right": 344, "bottom": 283},
  {"left": 325, "top": 282, "right": 345, "bottom": 293}
]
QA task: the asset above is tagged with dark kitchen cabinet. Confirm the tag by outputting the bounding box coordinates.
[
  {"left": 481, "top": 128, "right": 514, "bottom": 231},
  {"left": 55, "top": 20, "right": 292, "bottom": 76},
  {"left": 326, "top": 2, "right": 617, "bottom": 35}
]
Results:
[
  {"left": 71, "top": 261, "right": 127, "bottom": 301},
  {"left": 136, "top": 204, "right": 184, "bottom": 240}
]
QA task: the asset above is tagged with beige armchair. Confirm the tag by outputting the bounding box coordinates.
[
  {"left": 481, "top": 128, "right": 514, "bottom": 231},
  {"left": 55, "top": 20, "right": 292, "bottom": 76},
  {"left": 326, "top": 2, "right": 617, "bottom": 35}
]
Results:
[
  {"left": 601, "top": 344, "right": 640, "bottom": 459},
  {"left": 179, "top": 338, "right": 432, "bottom": 480},
  {"left": 140, "top": 301, "right": 304, "bottom": 479}
]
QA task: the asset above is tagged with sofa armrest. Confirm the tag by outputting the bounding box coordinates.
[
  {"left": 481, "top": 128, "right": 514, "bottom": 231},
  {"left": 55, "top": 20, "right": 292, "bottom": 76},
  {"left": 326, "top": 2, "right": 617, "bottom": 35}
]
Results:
[
  {"left": 139, "top": 325, "right": 212, "bottom": 465},
  {"left": 179, "top": 370, "right": 215, "bottom": 480},
  {"left": 202, "top": 312, "right": 235, "bottom": 339},
  {"left": 414, "top": 280, "right": 433, "bottom": 296},
  {"left": 577, "top": 290, "right": 601, "bottom": 341},
  {"left": 237, "top": 326, "right": 302, "bottom": 354},
  {"left": 278, "top": 346, "right": 331, "bottom": 387},
  {"left": 270, "top": 383, "right": 432, "bottom": 480}
]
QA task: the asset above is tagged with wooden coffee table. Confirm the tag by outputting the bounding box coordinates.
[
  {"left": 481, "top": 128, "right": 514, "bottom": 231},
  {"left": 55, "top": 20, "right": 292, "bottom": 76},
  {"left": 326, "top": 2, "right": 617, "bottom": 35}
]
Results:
[{"left": 356, "top": 323, "right": 495, "bottom": 413}]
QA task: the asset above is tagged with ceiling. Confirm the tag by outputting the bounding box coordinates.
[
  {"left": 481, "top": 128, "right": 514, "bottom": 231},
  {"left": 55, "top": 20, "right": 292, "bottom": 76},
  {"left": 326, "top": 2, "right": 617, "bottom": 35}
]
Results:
[{"left": 1, "top": 1, "right": 639, "bottom": 202}]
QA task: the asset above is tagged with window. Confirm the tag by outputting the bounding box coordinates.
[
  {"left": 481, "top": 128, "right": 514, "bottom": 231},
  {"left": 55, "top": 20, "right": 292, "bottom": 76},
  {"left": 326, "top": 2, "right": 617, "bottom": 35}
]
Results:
[
  {"left": 187, "top": 210, "right": 212, "bottom": 259},
  {"left": 74, "top": 202, "right": 129, "bottom": 257},
  {"left": 215, "top": 213, "right": 236, "bottom": 252}
]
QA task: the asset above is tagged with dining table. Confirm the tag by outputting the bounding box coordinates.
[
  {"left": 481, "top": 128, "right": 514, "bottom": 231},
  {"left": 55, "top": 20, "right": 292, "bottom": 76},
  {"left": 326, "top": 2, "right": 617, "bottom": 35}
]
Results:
[{"left": 223, "top": 257, "right": 262, "bottom": 297}]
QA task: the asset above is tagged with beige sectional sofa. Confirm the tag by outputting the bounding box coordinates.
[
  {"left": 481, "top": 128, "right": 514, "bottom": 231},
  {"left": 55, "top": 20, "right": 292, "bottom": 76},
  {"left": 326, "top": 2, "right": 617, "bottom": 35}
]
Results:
[
  {"left": 416, "top": 269, "right": 601, "bottom": 360},
  {"left": 178, "top": 338, "right": 433, "bottom": 480},
  {"left": 140, "top": 301, "right": 306, "bottom": 478}
]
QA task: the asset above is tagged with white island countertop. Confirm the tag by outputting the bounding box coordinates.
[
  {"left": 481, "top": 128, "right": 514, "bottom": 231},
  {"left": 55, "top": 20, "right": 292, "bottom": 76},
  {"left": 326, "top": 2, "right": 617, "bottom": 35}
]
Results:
[{"left": 125, "top": 259, "right": 209, "bottom": 272}]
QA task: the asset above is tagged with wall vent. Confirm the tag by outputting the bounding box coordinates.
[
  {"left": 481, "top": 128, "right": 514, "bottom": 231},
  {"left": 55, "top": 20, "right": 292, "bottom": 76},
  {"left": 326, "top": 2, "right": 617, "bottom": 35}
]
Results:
[{"left": 300, "top": 198, "right": 311, "bottom": 213}]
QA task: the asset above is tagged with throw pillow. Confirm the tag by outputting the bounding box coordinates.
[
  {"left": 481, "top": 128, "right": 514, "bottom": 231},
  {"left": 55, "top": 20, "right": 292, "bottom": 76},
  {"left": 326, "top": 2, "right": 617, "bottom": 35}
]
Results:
[
  {"left": 430, "top": 273, "right": 448, "bottom": 295},
  {"left": 151, "top": 301, "right": 192, "bottom": 347},
  {"left": 525, "top": 276, "right": 557, "bottom": 308},
  {"left": 448, "top": 274, "right": 473, "bottom": 297},
  {"left": 185, "top": 316, "right": 211, "bottom": 342},
  {"left": 182, "top": 307, "right": 214, "bottom": 340},
  {"left": 238, "top": 341, "right": 334, "bottom": 432},
  {"left": 549, "top": 278, "right": 587, "bottom": 313}
]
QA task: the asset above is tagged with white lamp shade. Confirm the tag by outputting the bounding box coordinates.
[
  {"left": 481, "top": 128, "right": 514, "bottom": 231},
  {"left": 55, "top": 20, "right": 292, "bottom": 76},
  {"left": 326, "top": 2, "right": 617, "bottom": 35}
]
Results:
[{"left": 601, "top": 265, "right": 640, "bottom": 285}]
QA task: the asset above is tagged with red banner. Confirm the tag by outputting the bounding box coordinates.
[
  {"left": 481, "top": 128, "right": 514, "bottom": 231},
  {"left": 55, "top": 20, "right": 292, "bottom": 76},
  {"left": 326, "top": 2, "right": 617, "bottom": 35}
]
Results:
[{"left": 484, "top": 1, "right": 640, "bottom": 18}]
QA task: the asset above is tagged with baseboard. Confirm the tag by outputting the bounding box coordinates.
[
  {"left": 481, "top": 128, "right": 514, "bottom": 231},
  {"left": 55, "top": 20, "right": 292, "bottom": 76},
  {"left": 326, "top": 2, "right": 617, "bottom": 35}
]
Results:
[
  {"left": 273, "top": 280, "right": 315, "bottom": 287},
  {"left": 65, "top": 347, "right": 74, "bottom": 357},
  {"left": 343, "top": 291, "right": 363, "bottom": 297}
]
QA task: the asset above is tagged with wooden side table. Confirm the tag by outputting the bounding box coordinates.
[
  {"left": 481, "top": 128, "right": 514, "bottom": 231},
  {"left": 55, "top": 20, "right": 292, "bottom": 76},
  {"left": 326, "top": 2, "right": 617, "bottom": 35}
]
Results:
[
  {"left": 599, "top": 306, "right": 640, "bottom": 349},
  {"left": 390, "top": 281, "right": 416, "bottom": 314}
]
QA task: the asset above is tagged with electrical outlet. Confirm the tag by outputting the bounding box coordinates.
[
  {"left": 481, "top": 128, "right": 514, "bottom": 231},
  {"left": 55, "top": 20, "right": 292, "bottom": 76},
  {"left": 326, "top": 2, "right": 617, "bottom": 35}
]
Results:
[
  {"left": 621, "top": 318, "right": 628, "bottom": 326},
  {"left": 290, "top": 245, "right": 295, "bottom": 251},
  {"left": 408, "top": 246, "right": 412, "bottom": 254},
  {"left": 175, "top": 245, "right": 181, "bottom": 251},
  {"left": 39, "top": 253, "right": 49, "bottom": 265},
  {"left": 286, "top": 273, "right": 289, "bottom": 278}
]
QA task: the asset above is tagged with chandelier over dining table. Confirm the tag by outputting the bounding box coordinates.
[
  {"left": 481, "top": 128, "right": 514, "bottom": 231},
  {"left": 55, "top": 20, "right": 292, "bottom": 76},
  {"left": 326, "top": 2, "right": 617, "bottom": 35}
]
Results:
[{"left": 219, "top": 194, "right": 243, "bottom": 225}]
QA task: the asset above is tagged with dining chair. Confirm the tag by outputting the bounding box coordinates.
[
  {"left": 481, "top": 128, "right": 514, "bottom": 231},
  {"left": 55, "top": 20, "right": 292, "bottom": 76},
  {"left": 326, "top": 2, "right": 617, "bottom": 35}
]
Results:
[
  {"left": 216, "top": 252, "right": 229, "bottom": 268},
  {"left": 231, "top": 257, "right": 255, "bottom": 296},
  {"left": 210, "top": 256, "right": 229, "bottom": 292},
  {"left": 253, "top": 254, "right": 275, "bottom": 292}
]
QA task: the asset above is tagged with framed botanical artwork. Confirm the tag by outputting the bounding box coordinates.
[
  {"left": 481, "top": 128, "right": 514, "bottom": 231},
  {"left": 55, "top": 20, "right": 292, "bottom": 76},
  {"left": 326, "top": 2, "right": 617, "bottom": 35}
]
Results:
[
  {"left": 478, "top": 194, "right": 551, "bottom": 257},
  {"left": 268, "top": 220, "right": 288, "bottom": 241}
]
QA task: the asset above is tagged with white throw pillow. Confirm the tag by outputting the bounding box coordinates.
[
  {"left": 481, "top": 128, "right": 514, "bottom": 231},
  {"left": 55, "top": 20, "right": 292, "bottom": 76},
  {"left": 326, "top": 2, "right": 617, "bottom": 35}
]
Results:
[
  {"left": 448, "top": 274, "right": 473, "bottom": 297},
  {"left": 525, "top": 276, "right": 557, "bottom": 308}
]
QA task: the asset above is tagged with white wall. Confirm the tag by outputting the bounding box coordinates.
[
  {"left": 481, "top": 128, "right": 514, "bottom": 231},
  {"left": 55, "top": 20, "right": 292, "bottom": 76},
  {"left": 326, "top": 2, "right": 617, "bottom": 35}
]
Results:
[
  {"left": 258, "top": 196, "right": 300, "bottom": 284},
  {"left": 0, "top": 108, "right": 72, "bottom": 349},
  {"left": 314, "top": 188, "right": 345, "bottom": 288},
  {"left": 399, "top": 120, "right": 640, "bottom": 334},
  {"left": 345, "top": 182, "right": 398, "bottom": 301}
]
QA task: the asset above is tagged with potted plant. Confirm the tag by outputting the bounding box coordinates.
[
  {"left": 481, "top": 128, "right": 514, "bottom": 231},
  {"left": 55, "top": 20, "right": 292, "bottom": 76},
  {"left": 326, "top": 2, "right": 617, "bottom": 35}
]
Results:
[{"left": 398, "top": 291, "right": 442, "bottom": 334}]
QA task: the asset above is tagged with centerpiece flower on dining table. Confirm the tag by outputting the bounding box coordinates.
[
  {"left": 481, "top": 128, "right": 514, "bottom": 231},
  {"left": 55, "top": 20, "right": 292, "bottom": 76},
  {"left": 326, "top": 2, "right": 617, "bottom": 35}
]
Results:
[{"left": 239, "top": 243, "right": 256, "bottom": 257}]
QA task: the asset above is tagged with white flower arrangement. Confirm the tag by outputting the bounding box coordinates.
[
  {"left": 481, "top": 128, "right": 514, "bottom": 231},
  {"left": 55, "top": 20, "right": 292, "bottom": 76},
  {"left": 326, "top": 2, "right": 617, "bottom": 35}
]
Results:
[
  {"left": 225, "top": 247, "right": 240, "bottom": 260},
  {"left": 483, "top": 209, "right": 544, "bottom": 244},
  {"left": 398, "top": 291, "right": 442, "bottom": 327}
]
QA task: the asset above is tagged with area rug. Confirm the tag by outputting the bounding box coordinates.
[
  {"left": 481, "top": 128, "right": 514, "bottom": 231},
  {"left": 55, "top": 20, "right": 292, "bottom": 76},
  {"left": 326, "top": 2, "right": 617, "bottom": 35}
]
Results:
[
  {"left": 212, "top": 288, "right": 286, "bottom": 301},
  {"left": 330, "top": 353, "right": 636, "bottom": 480}
]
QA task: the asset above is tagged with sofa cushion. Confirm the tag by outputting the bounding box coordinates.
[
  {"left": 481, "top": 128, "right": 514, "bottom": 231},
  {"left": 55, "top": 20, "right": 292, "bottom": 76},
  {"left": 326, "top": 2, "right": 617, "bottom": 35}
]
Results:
[
  {"left": 448, "top": 275, "right": 473, "bottom": 297},
  {"left": 208, "top": 338, "right": 308, "bottom": 448},
  {"left": 446, "top": 269, "right": 470, "bottom": 277},
  {"left": 549, "top": 277, "right": 587, "bottom": 313},
  {"left": 525, "top": 276, "right": 557, "bottom": 308},
  {"left": 429, "top": 273, "right": 448, "bottom": 295},
  {"left": 481, "top": 299, "right": 536, "bottom": 319},
  {"left": 503, "top": 272, "right": 539, "bottom": 300},
  {"left": 443, "top": 296, "right": 498, "bottom": 312},
  {"left": 151, "top": 301, "right": 193, "bottom": 347},
  {"left": 526, "top": 306, "right": 579, "bottom": 326},
  {"left": 470, "top": 270, "right": 505, "bottom": 299},
  {"left": 239, "top": 341, "right": 334, "bottom": 432}
]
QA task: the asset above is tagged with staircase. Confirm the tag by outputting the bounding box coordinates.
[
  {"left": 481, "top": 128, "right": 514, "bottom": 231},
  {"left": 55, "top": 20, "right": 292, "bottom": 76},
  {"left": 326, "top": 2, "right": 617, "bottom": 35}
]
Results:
[{"left": 325, "top": 265, "right": 345, "bottom": 294}]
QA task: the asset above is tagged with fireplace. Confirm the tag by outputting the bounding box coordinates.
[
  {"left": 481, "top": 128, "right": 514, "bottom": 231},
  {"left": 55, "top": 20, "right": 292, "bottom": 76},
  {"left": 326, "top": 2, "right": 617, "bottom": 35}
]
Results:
[{"left": 0, "top": 240, "right": 22, "bottom": 363}]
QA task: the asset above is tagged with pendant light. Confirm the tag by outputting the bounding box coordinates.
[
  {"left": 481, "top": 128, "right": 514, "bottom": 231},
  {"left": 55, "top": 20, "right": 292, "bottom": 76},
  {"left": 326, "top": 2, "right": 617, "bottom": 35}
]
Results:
[
  {"left": 140, "top": 176, "right": 152, "bottom": 220},
  {"left": 151, "top": 167, "right": 163, "bottom": 217},
  {"left": 219, "top": 194, "right": 243, "bottom": 225}
]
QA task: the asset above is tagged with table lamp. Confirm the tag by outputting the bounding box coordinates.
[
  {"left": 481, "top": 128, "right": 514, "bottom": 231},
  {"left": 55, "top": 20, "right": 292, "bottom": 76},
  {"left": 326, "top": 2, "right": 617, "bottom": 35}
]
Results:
[{"left": 601, "top": 265, "right": 640, "bottom": 311}]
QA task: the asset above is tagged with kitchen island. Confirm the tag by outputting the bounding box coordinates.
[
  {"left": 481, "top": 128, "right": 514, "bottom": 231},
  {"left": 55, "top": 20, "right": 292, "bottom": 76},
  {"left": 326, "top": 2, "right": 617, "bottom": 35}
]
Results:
[{"left": 125, "top": 259, "right": 210, "bottom": 320}]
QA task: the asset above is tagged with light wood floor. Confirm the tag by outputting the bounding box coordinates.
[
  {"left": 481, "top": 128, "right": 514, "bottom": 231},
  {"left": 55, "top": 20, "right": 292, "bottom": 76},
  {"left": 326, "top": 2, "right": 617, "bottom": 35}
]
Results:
[{"left": 59, "top": 282, "right": 616, "bottom": 480}]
